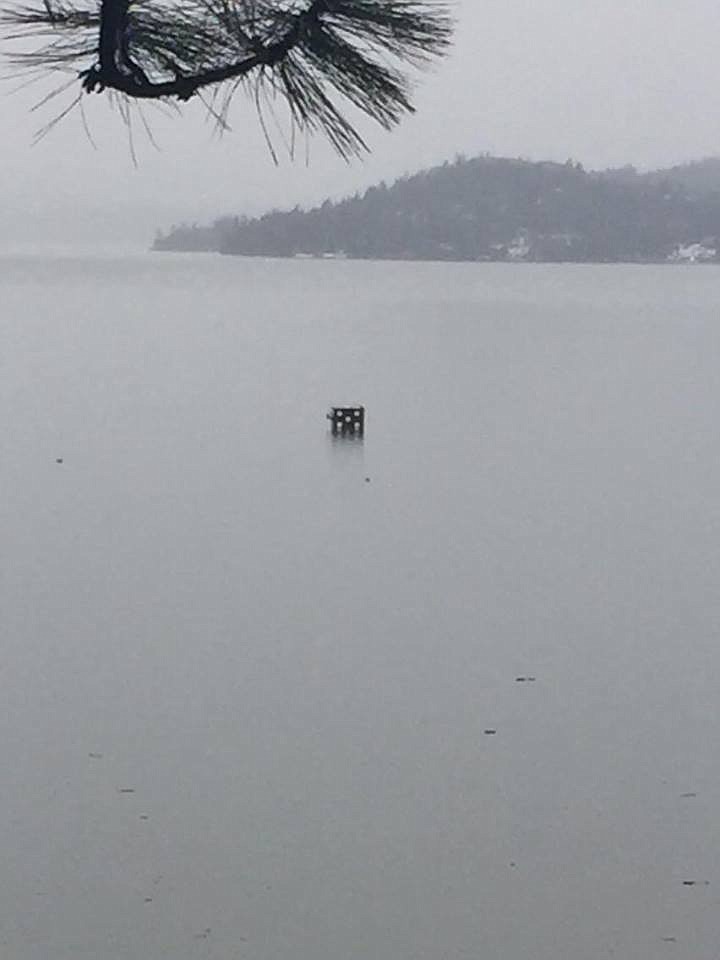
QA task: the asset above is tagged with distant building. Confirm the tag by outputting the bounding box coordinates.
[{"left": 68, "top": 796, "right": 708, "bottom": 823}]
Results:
[
  {"left": 507, "top": 232, "right": 531, "bottom": 261},
  {"left": 668, "top": 242, "right": 717, "bottom": 263}
]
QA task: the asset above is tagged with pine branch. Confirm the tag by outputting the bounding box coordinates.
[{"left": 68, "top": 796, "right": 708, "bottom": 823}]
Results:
[{"left": 1, "top": 0, "right": 454, "bottom": 156}]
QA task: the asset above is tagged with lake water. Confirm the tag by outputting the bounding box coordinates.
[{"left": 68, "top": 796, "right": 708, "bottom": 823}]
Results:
[{"left": 2, "top": 254, "right": 720, "bottom": 960}]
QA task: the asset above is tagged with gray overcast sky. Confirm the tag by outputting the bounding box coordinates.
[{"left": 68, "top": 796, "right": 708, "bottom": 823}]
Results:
[{"left": 3, "top": 0, "right": 720, "bottom": 249}]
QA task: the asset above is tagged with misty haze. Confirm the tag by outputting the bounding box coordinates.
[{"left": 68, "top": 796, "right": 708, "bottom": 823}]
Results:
[{"left": 2, "top": 2, "right": 720, "bottom": 960}]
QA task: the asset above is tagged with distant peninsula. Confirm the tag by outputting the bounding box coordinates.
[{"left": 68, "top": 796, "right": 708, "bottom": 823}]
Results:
[{"left": 153, "top": 155, "right": 720, "bottom": 263}]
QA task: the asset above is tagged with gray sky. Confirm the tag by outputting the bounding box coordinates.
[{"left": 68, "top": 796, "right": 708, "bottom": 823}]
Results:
[{"left": 3, "top": 0, "right": 720, "bottom": 249}]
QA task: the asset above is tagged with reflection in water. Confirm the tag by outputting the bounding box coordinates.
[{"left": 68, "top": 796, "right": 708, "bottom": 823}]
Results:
[
  {"left": 327, "top": 431, "right": 364, "bottom": 447},
  {"left": 326, "top": 428, "right": 365, "bottom": 466}
]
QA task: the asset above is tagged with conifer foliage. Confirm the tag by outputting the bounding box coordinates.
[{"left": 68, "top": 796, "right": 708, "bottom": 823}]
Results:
[{"left": 2, "top": 0, "right": 453, "bottom": 155}]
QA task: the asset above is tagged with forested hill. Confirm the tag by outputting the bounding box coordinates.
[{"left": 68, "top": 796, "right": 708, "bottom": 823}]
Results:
[{"left": 153, "top": 155, "right": 720, "bottom": 263}]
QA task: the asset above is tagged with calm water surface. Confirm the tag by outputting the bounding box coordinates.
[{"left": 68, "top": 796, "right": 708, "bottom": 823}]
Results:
[{"left": 2, "top": 254, "right": 720, "bottom": 960}]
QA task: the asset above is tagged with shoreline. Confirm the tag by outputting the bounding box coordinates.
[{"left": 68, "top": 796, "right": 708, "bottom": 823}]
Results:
[{"left": 150, "top": 247, "right": 720, "bottom": 266}]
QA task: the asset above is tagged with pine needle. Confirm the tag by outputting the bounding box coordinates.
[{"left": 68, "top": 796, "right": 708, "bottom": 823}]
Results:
[{"left": 2, "top": 0, "right": 454, "bottom": 155}]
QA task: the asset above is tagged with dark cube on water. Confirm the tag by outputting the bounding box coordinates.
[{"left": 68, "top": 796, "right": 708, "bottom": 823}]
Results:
[{"left": 327, "top": 405, "right": 365, "bottom": 435}]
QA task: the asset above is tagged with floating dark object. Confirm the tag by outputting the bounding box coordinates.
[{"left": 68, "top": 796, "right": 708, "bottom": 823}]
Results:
[
  {"left": 681, "top": 792, "right": 697, "bottom": 798},
  {"left": 662, "top": 938, "right": 677, "bottom": 943},
  {"left": 55, "top": 458, "right": 63, "bottom": 464},
  {"left": 144, "top": 897, "right": 153, "bottom": 903},
  {"left": 139, "top": 815, "right": 150, "bottom": 820},
  {"left": 516, "top": 676, "right": 537, "bottom": 683},
  {"left": 484, "top": 729, "right": 497, "bottom": 735},
  {"left": 118, "top": 788, "right": 135, "bottom": 794},
  {"left": 88, "top": 752, "right": 103, "bottom": 759},
  {"left": 327, "top": 405, "right": 364, "bottom": 436},
  {"left": 365, "top": 477, "right": 371, "bottom": 483},
  {"left": 682, "top": 880, "right": 709, "bottom": 886}
]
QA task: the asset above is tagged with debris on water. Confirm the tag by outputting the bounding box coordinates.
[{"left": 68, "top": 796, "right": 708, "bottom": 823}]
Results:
[
  {"left": 365, "top": 477, "right": 371, "bottom": 482},
  {"left": 55, "top": 458, "right": 63, "bottom": 464},
  {"left": 88, "top": 752, "right": 103, "bottom": 759},
  {"left": 144, "top": 897, "right": 153, "bottom": 903},
  {"left": 682, "top": 880, "right": 710, "bottom": 886},
  {"left": 662, "top": 937, "right": 677, "bottom": 943},
  {"left": 509, "top": 862, "right": 517, "bottom": 868},
  {"left": 515, "top": 676, "right": 537, "bottom": 683},
  {"left": 139, "top": 815, "right": 149, "bottom": 821},
  {"left": 484, "top": 729, "right": 497, "bottom": 735},
  {"left": 118, "top": 788, "right": 135, "bottom": 794},
  {"left": 681, "top": 792, "right": 697, "bottom": 798},
  {"left": 194, "top": 929, "right": 211, "bottom": 940}
]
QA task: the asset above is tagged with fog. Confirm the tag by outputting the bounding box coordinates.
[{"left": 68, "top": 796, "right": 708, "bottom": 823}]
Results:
[
  {"left": 4, "top": 6, "right": 720, "bottom": 956},
  {"left": 3, "top": 0, "right": 720, "bottom": 248}
]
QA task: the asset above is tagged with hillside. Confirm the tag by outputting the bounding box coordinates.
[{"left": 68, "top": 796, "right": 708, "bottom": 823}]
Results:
[{"left": 153, "top": 155, "right": 720, "bottom": 263}]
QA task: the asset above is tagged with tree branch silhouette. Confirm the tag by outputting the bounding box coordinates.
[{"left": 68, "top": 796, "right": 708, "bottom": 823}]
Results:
[{"left": 2, "top": 0, "right": 453, "bottom": 156}]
